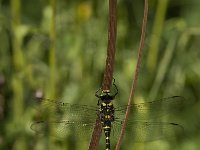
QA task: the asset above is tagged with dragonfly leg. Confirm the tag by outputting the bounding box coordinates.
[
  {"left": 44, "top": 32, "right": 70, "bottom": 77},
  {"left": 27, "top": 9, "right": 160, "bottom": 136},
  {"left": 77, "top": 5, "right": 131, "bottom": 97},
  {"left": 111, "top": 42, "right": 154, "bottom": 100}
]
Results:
[
  {"left": 112, "top": 82, "right": 118, "bottom": 97},
  {"left": 95, "top": 87, "right": 102, "bottom": 98}
]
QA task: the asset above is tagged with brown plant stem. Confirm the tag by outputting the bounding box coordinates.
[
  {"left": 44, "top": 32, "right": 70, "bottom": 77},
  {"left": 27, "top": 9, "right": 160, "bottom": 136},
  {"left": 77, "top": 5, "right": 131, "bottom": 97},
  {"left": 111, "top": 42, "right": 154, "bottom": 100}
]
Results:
[
  {"left": 88, "top": 0, "right": 117, "bottom": 150},
  {"left": 115, "top": 0, "right": 148, "bottom": 149}
]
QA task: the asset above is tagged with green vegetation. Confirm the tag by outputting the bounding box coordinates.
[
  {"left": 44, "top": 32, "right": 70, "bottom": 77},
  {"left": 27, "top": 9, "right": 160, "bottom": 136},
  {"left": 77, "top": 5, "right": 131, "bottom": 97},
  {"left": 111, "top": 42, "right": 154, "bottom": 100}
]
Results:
[{"left": 0, "top": 0, "right": 200, "bottom": 150}]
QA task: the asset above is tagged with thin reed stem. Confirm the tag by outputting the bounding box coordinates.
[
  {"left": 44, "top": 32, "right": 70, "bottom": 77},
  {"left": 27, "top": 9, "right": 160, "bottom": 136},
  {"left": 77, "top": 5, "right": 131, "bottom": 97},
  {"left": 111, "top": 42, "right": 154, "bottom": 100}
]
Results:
[
  {"left": 147, "top": 0, "right": 169, "bottom": 72},
  {"left": 10, "top": 0, "right": 26, "bottom": 149},
  {"left": 88, "top": 0, "right": 117, "bottom": 150},
  {"left": 48, "top": 0, "right": 57, "bottom": 99},
  {"left": 115, "top": 0, "right": 148, "bottom": 149},
  {"left": 47, "top": 0, "right": 57, "bottom": 150}
]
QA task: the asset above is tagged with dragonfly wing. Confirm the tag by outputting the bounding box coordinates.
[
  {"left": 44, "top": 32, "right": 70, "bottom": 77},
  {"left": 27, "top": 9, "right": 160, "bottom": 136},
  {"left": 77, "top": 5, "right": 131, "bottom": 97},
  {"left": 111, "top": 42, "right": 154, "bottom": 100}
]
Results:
[
  {"left": 115, "top": 96, "right": 186, "bottom": 120},
  {"left": 112, "top": 120, "right": 183, "bottom": 142},
  {"left": 31, "top": 120, "right": 102, "bottom": 140},
  {"left": 34, "top": 99, "right": 97, "bottom": 121},
  {"left": 32, "top": 99, "right": 104, "bottom": 142}
]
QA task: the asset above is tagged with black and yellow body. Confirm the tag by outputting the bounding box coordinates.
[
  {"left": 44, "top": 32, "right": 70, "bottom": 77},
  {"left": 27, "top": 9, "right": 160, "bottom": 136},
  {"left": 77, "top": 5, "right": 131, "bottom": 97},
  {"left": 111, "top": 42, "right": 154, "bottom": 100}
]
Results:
[{"left": 95, "top": 83, "right": 118, "bottom": 150}]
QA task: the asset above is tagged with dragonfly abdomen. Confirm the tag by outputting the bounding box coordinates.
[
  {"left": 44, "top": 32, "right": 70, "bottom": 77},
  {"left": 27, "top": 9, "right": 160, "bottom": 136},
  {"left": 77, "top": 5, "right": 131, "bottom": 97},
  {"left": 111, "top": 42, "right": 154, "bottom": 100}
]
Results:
[{"left": 104, "top": 124, "right": 111, "bottom": 150}]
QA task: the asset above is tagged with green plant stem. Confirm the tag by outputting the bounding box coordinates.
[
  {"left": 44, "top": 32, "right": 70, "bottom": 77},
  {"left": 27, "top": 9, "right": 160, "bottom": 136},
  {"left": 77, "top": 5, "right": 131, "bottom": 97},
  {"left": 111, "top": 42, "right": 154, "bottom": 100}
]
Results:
[
  {"left": 149, "top": 32, "right": 178, "bottom": 100},
  {"left": 48, "top": 0, "right": 57, "bottom": 99},
  {"left": 147, "top": 0, "right": 169, "bottom": 72},
  {"left": 47, "top": 0, "right": 57, "bottom": 150},
  {"left": 10, "top": 0, "right": 26, "bottom": 150}
]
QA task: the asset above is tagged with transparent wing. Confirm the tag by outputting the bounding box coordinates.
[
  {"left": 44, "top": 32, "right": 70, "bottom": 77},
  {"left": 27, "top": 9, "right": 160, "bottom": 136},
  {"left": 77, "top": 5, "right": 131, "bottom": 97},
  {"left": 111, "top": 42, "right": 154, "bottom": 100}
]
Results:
[
  {"left": 32, "top": 99, "right": 102, "bottom": 140},
  {"left": 31, "top": 96, "right": 185, "bottom": 143},
  {"left": 115, "top": 96, "right": 185, "bottom": 121},
  {"left": 31, "top": 120, "right": 183, "bottom": 143},
  {"left": 31, "top": 120, "right": 101, "bottom": 140},
  {"left": 111, "top": 120, "right": 183, "bottom": 142},
  {"left": 34, "top": 99, "right": 98, "bottom": 121}
]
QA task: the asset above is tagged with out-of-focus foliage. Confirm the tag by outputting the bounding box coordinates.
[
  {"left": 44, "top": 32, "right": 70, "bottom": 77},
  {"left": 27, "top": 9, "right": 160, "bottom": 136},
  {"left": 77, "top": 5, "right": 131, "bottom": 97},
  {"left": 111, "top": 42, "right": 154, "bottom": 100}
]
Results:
[{"left": 0, "top": 0, "right": 200, "bottom": 150}]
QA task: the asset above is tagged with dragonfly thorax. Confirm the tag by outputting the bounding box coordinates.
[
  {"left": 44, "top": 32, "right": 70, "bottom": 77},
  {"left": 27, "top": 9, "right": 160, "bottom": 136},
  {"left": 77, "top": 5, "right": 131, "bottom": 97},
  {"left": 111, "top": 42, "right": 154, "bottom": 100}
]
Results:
[{"left": 98, "top": 101, "right": 115, "bottom": 123}]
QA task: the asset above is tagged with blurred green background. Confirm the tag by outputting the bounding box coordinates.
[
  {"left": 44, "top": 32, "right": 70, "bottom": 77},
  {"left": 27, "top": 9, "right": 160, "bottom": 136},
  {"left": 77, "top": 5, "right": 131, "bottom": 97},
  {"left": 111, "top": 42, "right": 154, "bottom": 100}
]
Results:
[{"left": 0, "top": 0, "right": 200, "bottom": 150}]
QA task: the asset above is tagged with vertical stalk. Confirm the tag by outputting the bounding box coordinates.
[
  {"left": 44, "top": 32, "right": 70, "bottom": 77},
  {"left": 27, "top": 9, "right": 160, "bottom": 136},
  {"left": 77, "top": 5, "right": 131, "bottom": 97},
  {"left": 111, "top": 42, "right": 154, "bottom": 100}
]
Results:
[
  {"left": 102, "top": 0, "right": 117, "bottom": 90},
  {"left": 48, "top": 0, "right": 57, "bottom": 99},
  {"left": 115, "top": 0, "right": 148, "bottom": 149},
  {"left": 11, "top": 0, "right": 24, "bottom": 69},
  {"left": 11, "top": 0, "right": 22, "bottom": 132},
  {"left": 47, "top": 0, "right": 57, "bottom": 150},
  {"left": 148, "top": 33, "right": 178, "bottom": 100},
  {"left": 147, "top": 0, "right": 169, "bottom": 72},
  {"left": 89, "top": 0, "right": 117, "bottom": 150},
  {"left": 10, "top": 0, "right": 26, "bottom": 149}
]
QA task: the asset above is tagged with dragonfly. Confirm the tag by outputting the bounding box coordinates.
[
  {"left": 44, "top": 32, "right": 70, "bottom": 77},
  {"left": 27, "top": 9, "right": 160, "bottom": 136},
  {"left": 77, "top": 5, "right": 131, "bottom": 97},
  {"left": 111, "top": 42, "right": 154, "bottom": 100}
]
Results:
[{"left": 31, "top": 83, "right": 185, "bottom": 150}]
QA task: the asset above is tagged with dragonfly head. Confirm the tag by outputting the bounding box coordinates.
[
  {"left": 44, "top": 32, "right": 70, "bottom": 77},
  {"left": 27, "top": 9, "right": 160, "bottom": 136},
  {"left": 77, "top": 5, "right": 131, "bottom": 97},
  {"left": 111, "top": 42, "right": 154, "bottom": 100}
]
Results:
[{"left": 99, "top": 90, "right": 115, "bottom": 101}]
